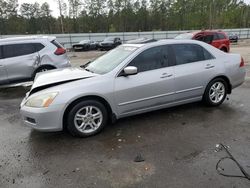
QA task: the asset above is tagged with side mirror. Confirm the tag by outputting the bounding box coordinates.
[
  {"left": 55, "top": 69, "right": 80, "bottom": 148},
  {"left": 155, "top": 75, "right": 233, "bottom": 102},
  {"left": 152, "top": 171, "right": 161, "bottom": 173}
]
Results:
[{"left": 123, "top": 66, "right": 138, "bottom": 76}]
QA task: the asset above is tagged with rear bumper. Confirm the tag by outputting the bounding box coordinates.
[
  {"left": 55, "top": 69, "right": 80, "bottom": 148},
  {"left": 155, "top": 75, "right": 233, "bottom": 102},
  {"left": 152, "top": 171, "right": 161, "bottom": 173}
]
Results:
[
  {"left": 231, "top": 68, "right": 246, "bottom": 89},
  {"left": 20, "top": 104, "right": 65, "bottom": 132},
  {"left": 56, "top": 60, "right": 71, "bottom": 69}
]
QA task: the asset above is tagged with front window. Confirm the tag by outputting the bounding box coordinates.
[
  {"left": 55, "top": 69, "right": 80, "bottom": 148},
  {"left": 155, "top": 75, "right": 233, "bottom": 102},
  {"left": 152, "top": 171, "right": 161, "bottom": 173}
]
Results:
[
  {"left": 129, "top": 45, "right": 170, "bottom": 73},
  {"left": 85, "top": 46, "right": 138, "bottom": 74}
]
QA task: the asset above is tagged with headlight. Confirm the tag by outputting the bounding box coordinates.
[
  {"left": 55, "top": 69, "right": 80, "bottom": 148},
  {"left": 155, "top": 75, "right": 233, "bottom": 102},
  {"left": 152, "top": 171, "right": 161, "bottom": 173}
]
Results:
[{"left": 25, "top": 92, "right": 58, "bottom": 108}]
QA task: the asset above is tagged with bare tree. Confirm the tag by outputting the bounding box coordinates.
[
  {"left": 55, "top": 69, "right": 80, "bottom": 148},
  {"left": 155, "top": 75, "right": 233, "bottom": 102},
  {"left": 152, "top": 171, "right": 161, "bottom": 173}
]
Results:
[
  {"left": 55, "top": 0, "right": 67, "bottom": 33},
  {"left": 68, "top": 0, "right": 82, "bottom": 18},
  {"left": 68, "top": 0, "right": 82, "bottom": 32}
]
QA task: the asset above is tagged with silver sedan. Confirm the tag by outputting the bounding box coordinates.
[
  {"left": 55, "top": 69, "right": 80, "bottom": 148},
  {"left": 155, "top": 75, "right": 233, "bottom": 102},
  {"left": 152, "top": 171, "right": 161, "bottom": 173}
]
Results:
[{"left": 20, "top": 40, "right": 246, "bottom": 137}]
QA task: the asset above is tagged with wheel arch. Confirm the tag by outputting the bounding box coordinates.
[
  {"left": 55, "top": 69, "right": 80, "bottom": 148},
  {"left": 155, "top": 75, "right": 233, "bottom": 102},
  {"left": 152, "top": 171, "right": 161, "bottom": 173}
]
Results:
[
  {"left": 62, "top": 95, "right": 116, "bottom": 130},
  {"left": 207, "top": 75, "right": 232, "bottom": 94},
  {"left": 32, "top": 65, "right": 56, "bottom": 79},
  {"left": 219, "top": 45, "right": 229, "bottom": 52}
]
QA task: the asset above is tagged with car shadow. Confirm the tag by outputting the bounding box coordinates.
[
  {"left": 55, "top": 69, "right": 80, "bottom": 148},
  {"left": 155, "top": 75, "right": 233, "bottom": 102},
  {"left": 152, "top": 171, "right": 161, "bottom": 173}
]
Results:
[
  {"left": 26, "top": 101, "right": 239, "bottom": 156},
  {"left": 0, "top": 86, "right": 30, "bottom": 99}
]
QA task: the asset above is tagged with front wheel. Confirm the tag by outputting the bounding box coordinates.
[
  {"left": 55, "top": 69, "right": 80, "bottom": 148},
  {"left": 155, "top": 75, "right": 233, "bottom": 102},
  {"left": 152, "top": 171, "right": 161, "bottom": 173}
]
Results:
[
  {"left": 33, "top": 66, "right": 55, "bottom": 79},
  {"left": 67, "top": 100, "right": 108, "bottom": 137},
  {"left": 203, "top": 78, "right": 228, "bottom": 106}
]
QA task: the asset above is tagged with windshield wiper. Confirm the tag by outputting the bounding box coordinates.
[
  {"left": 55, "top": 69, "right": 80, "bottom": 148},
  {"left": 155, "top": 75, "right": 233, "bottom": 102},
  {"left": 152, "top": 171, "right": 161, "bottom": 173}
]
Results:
[
  {"left": 85, "top": 68, "right": 94, "bottom": 73},
  {"left": 80, "top": 61, "right": 92, "bottom": 69}
]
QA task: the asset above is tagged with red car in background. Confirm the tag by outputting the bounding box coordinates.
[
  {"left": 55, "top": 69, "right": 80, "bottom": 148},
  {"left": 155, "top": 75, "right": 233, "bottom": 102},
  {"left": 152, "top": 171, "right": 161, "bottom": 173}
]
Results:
[{"left": 175, "top": 30, "right": 230, "bottom": 53}]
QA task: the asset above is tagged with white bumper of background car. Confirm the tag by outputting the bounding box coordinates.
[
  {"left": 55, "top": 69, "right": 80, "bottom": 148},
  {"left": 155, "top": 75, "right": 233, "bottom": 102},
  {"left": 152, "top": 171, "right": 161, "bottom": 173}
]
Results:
[{"left": 20, "top": 103, "right": 65, "bottom": 132}]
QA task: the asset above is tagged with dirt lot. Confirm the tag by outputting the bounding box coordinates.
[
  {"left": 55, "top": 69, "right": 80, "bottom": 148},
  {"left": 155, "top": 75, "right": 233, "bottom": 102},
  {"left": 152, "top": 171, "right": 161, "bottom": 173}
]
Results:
[{"left": 0, "top": 43, "right": 250, "bottom": 188}]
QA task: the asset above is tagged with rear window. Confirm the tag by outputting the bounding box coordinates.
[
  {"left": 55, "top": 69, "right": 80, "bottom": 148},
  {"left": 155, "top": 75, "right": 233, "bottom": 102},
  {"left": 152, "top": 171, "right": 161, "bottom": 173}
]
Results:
[
  {"left": 172, "top": 44, "right": 214, "bottom": 65},
  {"left": 3, "top": 43, "right": 37, "bottom": 58},
  {"left": 51, "top": 40, "right": 63, "bottom": 48}
]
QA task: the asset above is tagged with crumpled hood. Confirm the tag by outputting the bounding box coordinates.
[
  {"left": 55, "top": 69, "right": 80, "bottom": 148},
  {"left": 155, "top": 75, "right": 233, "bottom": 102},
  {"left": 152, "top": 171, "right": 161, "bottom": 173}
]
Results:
[{"left": 30, "top": 67, "right": 97, "bottom": 95}]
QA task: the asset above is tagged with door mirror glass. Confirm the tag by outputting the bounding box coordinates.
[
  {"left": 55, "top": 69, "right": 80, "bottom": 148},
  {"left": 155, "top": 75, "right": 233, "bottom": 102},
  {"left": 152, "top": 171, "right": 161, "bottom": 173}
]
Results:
[{"left": 123, "top": 66, "right": 138, "bottom": 76}]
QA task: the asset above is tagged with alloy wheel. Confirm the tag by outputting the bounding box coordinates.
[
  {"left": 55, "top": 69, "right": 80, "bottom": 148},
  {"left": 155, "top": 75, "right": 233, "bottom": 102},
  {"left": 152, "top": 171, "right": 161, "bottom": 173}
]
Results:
[
  {"left": 209, "top": 82, "right": 226, "bottom": 104},
  {"left": 74, "top": 106, "right": 103, "bottom": 134}
]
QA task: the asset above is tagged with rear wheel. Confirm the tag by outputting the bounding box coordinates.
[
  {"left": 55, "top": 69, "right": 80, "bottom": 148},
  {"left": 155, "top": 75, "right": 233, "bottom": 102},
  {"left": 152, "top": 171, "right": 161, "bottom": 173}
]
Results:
[
  {"left": 67, "top": 100, "right": 108, "bottom": 137},
  {"left": 203, "top": 78, "right": 228, "bottom": 106}
]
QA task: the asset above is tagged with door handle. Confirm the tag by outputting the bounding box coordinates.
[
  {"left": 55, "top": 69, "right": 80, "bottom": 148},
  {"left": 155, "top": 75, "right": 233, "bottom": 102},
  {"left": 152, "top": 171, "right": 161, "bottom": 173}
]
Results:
[
  {"left": 160, "top": 73, "right": 173, "bottom": 78},
  {"left": 205, "top": 64, "right": 215, "bottom": 69}
]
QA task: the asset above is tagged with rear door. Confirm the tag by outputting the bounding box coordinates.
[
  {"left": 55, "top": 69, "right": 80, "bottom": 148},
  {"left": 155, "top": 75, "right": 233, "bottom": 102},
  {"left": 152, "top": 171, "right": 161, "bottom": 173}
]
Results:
[
  {"left": 114, "top": 45, "right": 175, "bottom": 116},
  {"left": 212, "top": 33, "right": 230, "bottom": 51},
  {"left": 1, "top": 43, "right": 39, "bottom": 82},
  {"left": 211, "top": 33, "right": 222, "bottom": 49},
  {"left": 0, "top": 46, "right": 9, "bottom": 85},
  {"left": 172, "top": 44, "right": 216, "bottom": 101}
]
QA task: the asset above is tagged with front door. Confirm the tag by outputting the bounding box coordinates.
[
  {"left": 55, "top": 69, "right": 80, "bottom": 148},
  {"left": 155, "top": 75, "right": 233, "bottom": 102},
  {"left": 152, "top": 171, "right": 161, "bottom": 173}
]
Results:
[{"left": 114, "top": 45, "right": 175, "bottom": 117}]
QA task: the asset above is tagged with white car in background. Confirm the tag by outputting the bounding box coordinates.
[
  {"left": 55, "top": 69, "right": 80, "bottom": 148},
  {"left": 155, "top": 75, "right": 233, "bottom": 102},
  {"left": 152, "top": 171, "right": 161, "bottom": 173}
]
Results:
[{"left": 0, "top": 36, "right": 71, "bottom": 86}]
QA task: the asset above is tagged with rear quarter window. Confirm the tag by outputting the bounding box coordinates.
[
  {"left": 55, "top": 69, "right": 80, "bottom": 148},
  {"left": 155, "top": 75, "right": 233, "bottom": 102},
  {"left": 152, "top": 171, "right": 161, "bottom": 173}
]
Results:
[
  {"left": 34, "top": 43, "right": 45, "bottom": 51},
  {"left": 218, "top": 33, "right": 226, "bottom": 40}
]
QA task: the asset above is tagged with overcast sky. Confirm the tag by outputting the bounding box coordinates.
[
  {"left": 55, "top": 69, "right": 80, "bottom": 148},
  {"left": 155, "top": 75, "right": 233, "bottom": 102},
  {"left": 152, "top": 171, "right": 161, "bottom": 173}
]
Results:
[{"left": 18, "top": 0, "right": 250, "bottom": 17}]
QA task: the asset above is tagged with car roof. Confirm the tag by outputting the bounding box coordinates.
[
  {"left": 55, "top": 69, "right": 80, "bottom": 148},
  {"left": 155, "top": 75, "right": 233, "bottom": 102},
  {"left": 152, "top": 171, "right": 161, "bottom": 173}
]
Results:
[
  {"left": 122, "top": 39, "right": 206, "bottom": 48},
  {"left": 194, "top": 30, "right": 226, "bottom": 34},
  {"left": 0, "top": 36, "right": 56, "bottom": 44}
]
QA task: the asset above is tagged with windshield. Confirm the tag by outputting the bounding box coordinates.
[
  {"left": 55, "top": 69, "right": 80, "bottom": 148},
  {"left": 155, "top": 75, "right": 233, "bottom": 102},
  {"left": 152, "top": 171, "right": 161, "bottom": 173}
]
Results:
[
  {"left": 79, "top": 40, "right": 90, "bottom": 44},
  {"left": 175, "top": 33, "right": 193, "bottom": 39},
  {"left": 104, "top": 37, "right": 115, "bottom": 42},
  {"left": 85, "top": 46, "right": 138, "bottom": 74}
]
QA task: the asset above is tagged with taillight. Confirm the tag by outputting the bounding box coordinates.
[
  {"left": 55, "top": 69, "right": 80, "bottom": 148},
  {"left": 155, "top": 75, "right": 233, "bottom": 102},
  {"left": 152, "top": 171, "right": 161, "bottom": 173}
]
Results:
[
  {"left": 54, "top": 47, "right": 66, "bottom": 55},
  {"left": 240, "top": 57, "right": 245, "bottom": 67}
]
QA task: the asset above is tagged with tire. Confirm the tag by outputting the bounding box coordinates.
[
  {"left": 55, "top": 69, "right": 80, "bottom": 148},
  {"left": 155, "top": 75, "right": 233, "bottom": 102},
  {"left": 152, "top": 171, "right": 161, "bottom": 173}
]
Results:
[
  {"left": 203, "top": 78, "right": 228, "bottom": 106},
  {"left": 220, "top": 47, "right": 228, "bottom": 53},
  {"left": 33, "top": 66, "right": 55, "bottom": 79},
  {"left": 67, "top": 100, "right": 108, "bottom": 137}
]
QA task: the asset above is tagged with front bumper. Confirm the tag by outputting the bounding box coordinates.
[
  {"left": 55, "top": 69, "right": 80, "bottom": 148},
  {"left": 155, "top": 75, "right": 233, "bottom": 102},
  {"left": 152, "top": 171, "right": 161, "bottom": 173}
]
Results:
[{"left": 20, "top": 103, "right": 65, "bottom": 132}]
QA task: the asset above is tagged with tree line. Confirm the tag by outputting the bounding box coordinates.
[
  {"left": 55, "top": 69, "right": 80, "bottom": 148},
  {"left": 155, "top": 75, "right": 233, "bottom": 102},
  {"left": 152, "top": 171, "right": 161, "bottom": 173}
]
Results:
[{"left": 0, "top": 0, "right": 250, "bottom": 35}]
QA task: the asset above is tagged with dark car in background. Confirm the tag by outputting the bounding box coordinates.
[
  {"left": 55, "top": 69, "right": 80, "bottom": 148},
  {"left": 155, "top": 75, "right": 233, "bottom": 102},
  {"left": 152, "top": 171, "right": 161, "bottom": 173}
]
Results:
[
  {"left": 175, "top": 30, "right": 230, "bottom": 52},
  {"left": 228, "top": 33, "right": 239, "bottom": 43},
  {"left": 126, "top": 37, "right": 157, "bottom": 44},
  {"left": 98, "top": 37, "right": 122, "bottom": 51},
  {"left": 73, "top": 40, "right": 98, "bottom": 51}
]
